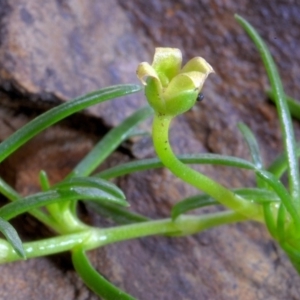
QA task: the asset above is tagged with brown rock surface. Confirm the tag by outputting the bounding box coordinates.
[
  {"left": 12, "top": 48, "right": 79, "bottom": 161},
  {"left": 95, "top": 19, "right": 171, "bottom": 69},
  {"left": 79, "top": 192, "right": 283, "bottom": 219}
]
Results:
[
  {"left": 0, "top": 0, "right": 146, "bottom": 126},
  {"left": 0, "top": 1, "right": 300, "bottom": 299}
]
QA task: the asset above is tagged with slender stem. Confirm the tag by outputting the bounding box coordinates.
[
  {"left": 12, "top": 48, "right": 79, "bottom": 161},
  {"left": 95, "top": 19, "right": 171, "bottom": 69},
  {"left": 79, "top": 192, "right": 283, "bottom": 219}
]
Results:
[
  {"left": 2, "top": 211, "right": 246, "bottom": 263},
  {"left": 0, "top": 231, "right": 92, "bottom": 262},
  {"left": 152, "top": 114, "right": 262, "bottom": 221}
]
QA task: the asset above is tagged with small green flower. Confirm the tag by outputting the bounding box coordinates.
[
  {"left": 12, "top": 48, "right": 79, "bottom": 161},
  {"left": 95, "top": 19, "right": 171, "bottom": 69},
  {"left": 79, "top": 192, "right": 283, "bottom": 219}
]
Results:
[{"left": 137, "top": 48, "right": 214, "bottom": 116}]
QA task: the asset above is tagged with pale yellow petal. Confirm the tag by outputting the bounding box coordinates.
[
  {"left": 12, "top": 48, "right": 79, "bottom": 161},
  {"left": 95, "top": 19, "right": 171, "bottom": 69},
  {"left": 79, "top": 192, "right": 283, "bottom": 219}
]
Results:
[
  {"left": 136, "top": 62, "right": 160, "bottom": 85},
  {"left": 183, "top": 71, "right": 210, "bottom": 92},
  {"left": 181, "top": 57, "right": 214, "bottom": 75},
  {"left": 164, "top": 71, "right": 207, "bottom": 100},
  {"left": 152, "top": 48, "right": 182, "bottom": 86}
]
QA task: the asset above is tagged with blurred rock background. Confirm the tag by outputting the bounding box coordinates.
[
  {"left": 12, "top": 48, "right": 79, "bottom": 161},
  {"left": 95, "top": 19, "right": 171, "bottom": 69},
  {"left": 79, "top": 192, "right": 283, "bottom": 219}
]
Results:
[{"left": 0, "top": 0, "right": 299, "bottom": 299}]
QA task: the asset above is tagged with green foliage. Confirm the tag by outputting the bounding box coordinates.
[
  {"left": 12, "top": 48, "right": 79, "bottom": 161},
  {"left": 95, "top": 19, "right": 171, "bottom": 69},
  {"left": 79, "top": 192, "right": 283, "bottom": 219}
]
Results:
[
  {"left": 0, "top": 218, "right": 25, "bottom": 258},
  {"left": 0, "top": 15, "right": 298, "bottom": 300}
]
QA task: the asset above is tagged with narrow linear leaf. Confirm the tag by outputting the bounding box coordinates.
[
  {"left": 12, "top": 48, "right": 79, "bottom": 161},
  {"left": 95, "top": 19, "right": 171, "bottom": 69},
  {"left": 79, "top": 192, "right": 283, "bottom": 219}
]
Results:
[
  {"left": 0, "top": 84, "right": 141, "bottom": 164},
  {"left": 235, "top": 188, "right": 280, "bottom": 203},
  {"left": 53, "top": 177, "right": 125, "bottom": 201},
  {"left": 125, "top": 128, "right": 151, "bottom": 139},
  {"left": 39, "top": 170, "right": 50, "bottom": 191},
  {"left": 72, "top": 247, "right": 136, "bottom": 300},
  {"left": 171, "top": 188, "right": 279, "bottom": 220},
  {"left": 69, "top": 105, "right": 153, "bottom": 177},
  {"left": 0, "top": 176, "right": 20, "bottom": 201},
  {"left": 268, "top": 143, "right": 300, "bottom": 179},
  {"left": 86, "top": 201, "right": 149, "bottom": 225},
  {"left": 267, "top": 152, "right": 288, "bottom": 179},
  {"left": 256, "top": 169, "right": 300, "bottom": 229},
  {"left": 235, "top": 14, "right": 300, "bottom": 207},
  {"left": 267, "top": 90, "right": 300, "bottom": 121},
  {"left": 237, "top": 123, "right": 263, "bottom": 168},
  {"left": 238, "top": 122, "right": 266, "bottom": 188},
  {"left": 0, "top": 185, "right": 128, "bottom": 221},
  {"left": 97, "top": 154, "right": 256, "bottom": 180},
  {"left": 171, "top": 194, "right": 218, "bottom": 220},
  {"left": 0, "top": 176, "right": 62, "bottom": 230},
  {"left": 0, "top": 217, "right": 25, "bottom": 258}
]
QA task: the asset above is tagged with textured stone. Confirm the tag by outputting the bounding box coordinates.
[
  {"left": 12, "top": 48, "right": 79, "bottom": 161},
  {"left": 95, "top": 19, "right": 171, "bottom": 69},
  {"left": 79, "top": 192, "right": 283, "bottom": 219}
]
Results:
[
  {"left": 0, "top": 0, "right": 147, "bottom": 126},
  {"left": 0, "top": 0, "right": 300, "bottom": 299}
]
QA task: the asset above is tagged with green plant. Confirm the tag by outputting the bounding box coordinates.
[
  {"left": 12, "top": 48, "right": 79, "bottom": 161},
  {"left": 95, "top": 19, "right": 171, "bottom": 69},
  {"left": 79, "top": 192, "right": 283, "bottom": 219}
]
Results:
[{"left": 0, "top": 14, "right": 299, "bottom": 299}]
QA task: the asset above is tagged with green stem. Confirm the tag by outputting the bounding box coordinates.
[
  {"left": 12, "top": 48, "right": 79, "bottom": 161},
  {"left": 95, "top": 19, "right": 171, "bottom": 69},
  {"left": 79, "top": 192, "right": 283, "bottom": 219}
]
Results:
[
  {"left": 1, "top": 211, "right": 246, "bottom": 263},
  {"left": 152, "top": 114, "right": 262, "bottom": 221}
]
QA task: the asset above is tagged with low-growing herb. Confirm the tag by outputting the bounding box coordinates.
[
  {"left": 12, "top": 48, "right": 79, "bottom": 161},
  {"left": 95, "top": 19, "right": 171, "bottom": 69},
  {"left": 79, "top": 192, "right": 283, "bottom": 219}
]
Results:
[{"left": 0, "top": 15, "right": 298, "bottom": 299}]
